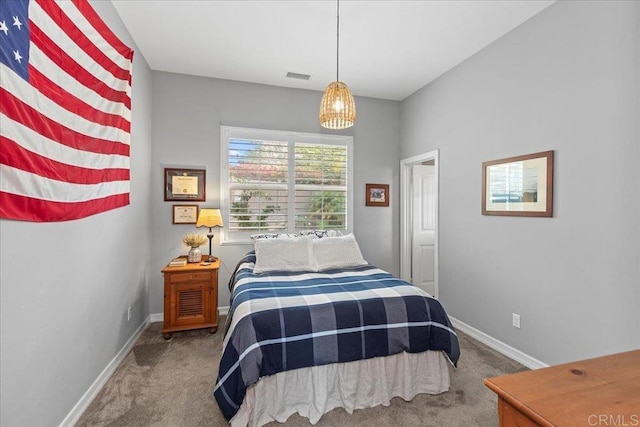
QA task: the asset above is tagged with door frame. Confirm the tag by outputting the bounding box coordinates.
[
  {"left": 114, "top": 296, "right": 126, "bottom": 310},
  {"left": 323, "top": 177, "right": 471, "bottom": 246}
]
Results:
[{"left": 400, "top": 150, "right": 439, "bottom": 296}]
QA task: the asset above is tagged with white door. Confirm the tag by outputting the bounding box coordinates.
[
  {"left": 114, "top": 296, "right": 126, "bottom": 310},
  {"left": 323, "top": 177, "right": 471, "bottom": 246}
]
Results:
[{"left": 412, "top": 165, "right": 436, "bottom": 296}]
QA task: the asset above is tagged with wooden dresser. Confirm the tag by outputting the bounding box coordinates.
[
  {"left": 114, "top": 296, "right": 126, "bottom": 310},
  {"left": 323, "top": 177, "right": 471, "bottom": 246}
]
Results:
[
  {"left": 161, "top": 256, "right": 219, "bottom": 339},
  {"left": 484, "top": 350, "right": 640, "bottom": 426}
]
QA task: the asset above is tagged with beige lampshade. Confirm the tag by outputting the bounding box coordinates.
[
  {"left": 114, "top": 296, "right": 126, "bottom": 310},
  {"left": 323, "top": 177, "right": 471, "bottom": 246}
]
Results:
[
  {"left": 196, "top": 208, "right": 223, "bottom": 228},
  {"left": 319, "top": 81, "right": 356, "bottom": 129}
]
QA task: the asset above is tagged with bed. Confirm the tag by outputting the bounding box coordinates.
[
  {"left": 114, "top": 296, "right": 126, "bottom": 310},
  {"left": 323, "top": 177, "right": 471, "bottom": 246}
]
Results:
[{"left": 214, "top": 234, "right": 460, "bottom": 426}]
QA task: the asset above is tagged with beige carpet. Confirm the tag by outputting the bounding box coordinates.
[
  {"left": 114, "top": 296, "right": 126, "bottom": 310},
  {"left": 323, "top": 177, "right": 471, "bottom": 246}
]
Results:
[{"left": 76, "top": 320, "right": 526, "bottom": 426}]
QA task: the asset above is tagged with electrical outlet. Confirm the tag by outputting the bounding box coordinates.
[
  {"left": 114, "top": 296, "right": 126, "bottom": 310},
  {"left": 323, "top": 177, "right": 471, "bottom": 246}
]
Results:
[
  {"left": 512, "top": 313, "right": 521, "bottom": 329},
  {"left": 127, "top": 306, "right": 132, "bottom": 321}
]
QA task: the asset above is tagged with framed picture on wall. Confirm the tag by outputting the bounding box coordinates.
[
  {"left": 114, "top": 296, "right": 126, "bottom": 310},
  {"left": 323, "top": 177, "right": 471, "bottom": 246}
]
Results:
[
  {"left": 365, "top": 183, "right": 390, "bottom": 207},
  {"left": 164, "top": 168, "right": 206, "bottom": 202},
  {"left": 172, "top": 205, "right": 199, "bottom": 224},
  {"left": 482, "top": 150, "right": 554, "bottom": 217}
]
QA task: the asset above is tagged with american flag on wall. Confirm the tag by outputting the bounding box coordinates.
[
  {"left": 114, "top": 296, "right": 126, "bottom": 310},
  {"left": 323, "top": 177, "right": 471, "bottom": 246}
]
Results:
[{"left": 0, "top": 0, "right": 133, "bottom": 222}]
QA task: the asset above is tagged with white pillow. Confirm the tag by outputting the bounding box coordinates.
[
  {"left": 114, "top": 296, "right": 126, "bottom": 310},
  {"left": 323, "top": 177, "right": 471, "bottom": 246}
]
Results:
[
  {"left": 312, "top": 234, "right": 368, "bottom": 271},
  {"left": 253, "top": 236, "right": 315, "bottom": 274}
]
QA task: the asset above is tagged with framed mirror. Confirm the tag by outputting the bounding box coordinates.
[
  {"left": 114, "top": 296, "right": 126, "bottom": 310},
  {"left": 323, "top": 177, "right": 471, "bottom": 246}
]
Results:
[{"left": 482, "top": 151, "right": 554, "bottom": 217}]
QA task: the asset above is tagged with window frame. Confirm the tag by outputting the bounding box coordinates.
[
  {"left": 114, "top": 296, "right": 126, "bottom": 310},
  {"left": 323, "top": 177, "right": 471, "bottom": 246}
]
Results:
[{"left": 220, "top": 126, "right": 354, "bottom": 245}]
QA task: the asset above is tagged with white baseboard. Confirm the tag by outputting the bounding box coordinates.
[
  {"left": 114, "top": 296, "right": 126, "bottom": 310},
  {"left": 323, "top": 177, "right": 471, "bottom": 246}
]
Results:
[
  {"left": 149, "top": 312, "right": 163, "bottom": 323},
  {"left": 449, "top": 316, "right": 548, "bottom": 370},
  {"left": 59, "top": 315, "right": 154, "bottom": 427},
  {"left": 219, "top": 306, "right": 229, "bottom": 316}
]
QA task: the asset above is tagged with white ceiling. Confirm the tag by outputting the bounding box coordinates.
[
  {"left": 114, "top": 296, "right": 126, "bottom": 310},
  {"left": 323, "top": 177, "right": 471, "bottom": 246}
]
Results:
[{"left": 111, "top": 0, "right": 554, "bottom": 101}]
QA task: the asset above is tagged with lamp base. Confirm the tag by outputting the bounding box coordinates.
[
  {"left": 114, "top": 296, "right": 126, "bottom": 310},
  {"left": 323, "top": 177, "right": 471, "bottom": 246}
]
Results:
[{"left": 205, "top": 232, "right": 217, "bottom": 263}]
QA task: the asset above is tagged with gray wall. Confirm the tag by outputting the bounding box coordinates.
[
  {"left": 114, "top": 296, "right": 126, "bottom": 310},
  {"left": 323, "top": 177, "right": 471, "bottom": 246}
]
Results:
[
  {"left": 401, "top": 0, "right": 640, "bottom": 365},
  {"left": 3, "top": 1, "right": 636, "bottom": 424},
  {"left": 150, "top": 72, "right": 401, "bottom": 314},
  {"left": 0, "top": 2, "right": 153, "bottom": 426}
]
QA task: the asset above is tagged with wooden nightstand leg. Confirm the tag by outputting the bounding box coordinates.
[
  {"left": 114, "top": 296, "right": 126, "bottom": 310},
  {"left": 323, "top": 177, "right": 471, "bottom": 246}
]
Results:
[
  {"left": 209, "top": 327, "right": 218, "bottom": 334},
  {"left": 162, "top": 332, "right": 172, "bottom": 340}
]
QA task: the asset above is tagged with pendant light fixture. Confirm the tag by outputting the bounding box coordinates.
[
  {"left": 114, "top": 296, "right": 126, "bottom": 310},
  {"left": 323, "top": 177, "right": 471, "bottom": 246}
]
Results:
[{"left": 319, "top": 0, "right": 356, "bottom": 129}]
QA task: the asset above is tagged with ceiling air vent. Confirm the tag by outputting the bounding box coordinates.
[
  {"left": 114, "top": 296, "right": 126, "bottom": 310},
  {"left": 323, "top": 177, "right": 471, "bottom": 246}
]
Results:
[{"left": 286, "top": 72, "right": 311, "bottom": 81}]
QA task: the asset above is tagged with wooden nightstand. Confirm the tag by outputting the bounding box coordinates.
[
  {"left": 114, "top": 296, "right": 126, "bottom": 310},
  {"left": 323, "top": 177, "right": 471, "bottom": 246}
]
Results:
[{"left": 161, "top": 256, "right": 219, "bottom": 339}]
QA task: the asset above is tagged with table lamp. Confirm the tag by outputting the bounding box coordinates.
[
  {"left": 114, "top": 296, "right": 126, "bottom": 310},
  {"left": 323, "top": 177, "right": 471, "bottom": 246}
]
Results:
[{"left": 196, "top": 208, "right": 224, "bottom": 262}]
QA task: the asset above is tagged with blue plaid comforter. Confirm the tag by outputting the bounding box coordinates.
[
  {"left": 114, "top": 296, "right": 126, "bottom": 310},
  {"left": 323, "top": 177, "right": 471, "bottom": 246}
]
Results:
[{"left": 214, "top": 252, "right": 460, "bottom": 421}]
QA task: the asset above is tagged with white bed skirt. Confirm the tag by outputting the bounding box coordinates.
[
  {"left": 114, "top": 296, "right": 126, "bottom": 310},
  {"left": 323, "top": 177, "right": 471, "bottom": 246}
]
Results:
[{"left": 230, "top": 350, "right": 450, "bottom": 427}]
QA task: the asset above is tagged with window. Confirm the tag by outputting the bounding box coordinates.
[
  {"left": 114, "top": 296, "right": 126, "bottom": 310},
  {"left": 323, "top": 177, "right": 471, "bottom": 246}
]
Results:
[{"left": 220, "top": 126, "right": 353, "bottom": 244}]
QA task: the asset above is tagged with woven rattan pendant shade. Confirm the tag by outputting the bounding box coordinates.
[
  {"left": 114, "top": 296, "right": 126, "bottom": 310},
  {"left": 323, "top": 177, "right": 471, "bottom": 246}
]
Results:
[
  {"left": 319, "top": 81, "right": 356, "bottom": 129},
  {"left": 319, "top": 0, "right": 356, "bottom": 130}
]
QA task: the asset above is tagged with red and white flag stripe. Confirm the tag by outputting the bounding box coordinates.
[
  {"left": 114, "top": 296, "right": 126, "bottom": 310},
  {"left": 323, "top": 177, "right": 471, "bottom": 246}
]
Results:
[{"left": 0, "top": 0, "right": 133, "bottom": 222}]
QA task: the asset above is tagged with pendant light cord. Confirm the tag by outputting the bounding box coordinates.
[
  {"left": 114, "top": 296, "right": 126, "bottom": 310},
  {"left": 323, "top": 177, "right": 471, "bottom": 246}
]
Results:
[{"left": 336, "top": 0, "right": 340, "bottom": 82}]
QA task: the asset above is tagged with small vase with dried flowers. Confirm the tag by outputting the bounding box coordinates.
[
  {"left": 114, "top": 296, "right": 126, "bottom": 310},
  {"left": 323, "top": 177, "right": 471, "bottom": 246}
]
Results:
[{"left": 183, "top": 233, "right": 208, "bottom": 263}]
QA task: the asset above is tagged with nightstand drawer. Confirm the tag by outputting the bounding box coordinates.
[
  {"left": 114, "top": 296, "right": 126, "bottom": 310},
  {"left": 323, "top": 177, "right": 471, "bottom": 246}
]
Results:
[{"left": 169, "top": 271, "right": 212, "bottom": 283}]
